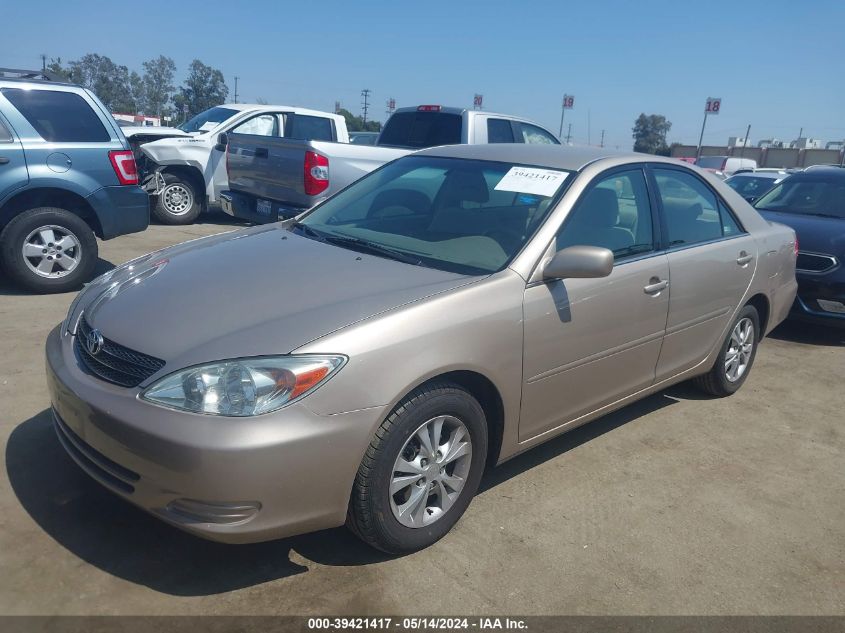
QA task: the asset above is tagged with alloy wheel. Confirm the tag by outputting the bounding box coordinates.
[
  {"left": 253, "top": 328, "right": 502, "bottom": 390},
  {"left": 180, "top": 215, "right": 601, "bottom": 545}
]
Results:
[
  {"left": 390, "top": 415, "right": 472, "bottom": 528},
  {"left": 725, "top": 317, "right": 754, "bottom": 382},
  {"left": 21, "top": 225, "right": 82, "bottom": 279}
]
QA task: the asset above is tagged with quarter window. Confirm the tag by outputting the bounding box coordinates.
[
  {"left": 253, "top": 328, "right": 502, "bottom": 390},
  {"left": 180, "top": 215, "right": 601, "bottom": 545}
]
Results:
[
  {"left": 287, "top": 115, "right": 334, "bottom": 141},
  {"left": 653, "top": 168, "right": 724, "bottom": 246},
  {"left": 557, "top": 169, "right": 655, "bottom": 260},
  {"left": 0, "top": 118, "right": 12, "bottom": 142},
  {"left": 1, "top": 88, "right": 110, "bottom": 142},
  {"left": 487, "top": 118, "right": 514, "bottom": 143}
]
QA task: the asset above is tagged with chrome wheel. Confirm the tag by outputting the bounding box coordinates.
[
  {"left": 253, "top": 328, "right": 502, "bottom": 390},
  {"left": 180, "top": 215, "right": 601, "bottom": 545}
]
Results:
[
  {"left": 21, "top": 225, "right": 82, "bottom": 279},
  {"left": 161, "top": 182, "right": 193, "bottom": 216},
  {"left": 725, "top": 317, "right": 754, "bottom": 382},
  {"left": 390, "top": 415, "right": 472, "bottom": 528}
]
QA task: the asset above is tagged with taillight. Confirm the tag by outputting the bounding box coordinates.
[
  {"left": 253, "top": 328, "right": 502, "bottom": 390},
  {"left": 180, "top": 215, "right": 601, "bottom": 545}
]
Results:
[
  {"left": 109, "top": 150, "right": 139, "bottom": 185},
  {"left": 417, "top": 105, "right": 442, "bottom": 112},
  {"left": 304, "top": 151, "right": 329, "bottom": 196}
]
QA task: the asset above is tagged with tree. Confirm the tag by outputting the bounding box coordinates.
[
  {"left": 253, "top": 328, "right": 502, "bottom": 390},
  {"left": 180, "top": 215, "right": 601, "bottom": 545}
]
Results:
[
  {"left": 129, "top": 71, "right": 146, "bottom": 114},
  {"left": 45, "top": 57, "right": 71, "bottom": 81},
  {"left": 68, "top": 54, "right": 135, "bottom": 112},
  {"left": 337, "top": 108, "right": 381, "bottom": 132},
  {"left": 632, "top": 113, "right": 672, "bottom": 155},
  {"left": 173, "top": 59, "right": 228, "bottom": 119},
  {"left": 142, "top": 55, "right": 176, "bottom": 118}
]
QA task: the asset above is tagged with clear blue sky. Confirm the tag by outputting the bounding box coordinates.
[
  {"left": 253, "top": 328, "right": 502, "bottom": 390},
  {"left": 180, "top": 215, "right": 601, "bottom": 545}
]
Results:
[{"left": 3, "top": 0, "right": 843, "bottom": 149}]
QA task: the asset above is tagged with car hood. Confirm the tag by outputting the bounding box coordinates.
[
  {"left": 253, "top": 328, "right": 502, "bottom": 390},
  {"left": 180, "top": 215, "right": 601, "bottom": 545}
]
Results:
[
  {"left": 77, "top": 225, "right": 476, "bottom": 373},
  {"left": 757, "top": 209, "right": 845, "bottom": 257},
  {"left": 121, "top": 126, "right": 192, "bottom": 142}
]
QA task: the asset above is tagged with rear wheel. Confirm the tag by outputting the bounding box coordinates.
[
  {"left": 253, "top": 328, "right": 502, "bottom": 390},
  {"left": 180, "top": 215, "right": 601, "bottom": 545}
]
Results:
[
  {"left": 153, "top": 173, "right": 202, "bottom": 224},
  {"left": 693, "top": 304, "right": 760, "bottom": 397},
  {"left": 347, "top": 382, "right": 488, "bottom": 553},
  {"left": 0, "top": 207, "right": 97, "bottom": 293}
]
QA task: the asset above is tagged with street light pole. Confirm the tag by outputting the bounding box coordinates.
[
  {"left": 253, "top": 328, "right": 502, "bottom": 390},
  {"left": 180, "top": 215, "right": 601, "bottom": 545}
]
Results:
[
  {"left": 559, "top": 104, "right": 566, "bottom": 139},
  {"left": 695, "top": 111, "right": 709, "bottom": 162}
]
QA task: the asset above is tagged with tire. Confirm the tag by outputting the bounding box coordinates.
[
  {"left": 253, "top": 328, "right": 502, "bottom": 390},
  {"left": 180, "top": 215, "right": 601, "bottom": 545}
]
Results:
[
  {"left": 693, "top": 304, "right": 760, "bottom": 397},
  {"left": 0, "top": 207, "right": 98, "bottom": 294},
  {"left": 153, "top": 173, "right": 202, "bottom": 225},
  {"left": 348, "top": 381, "right": 488, "bottom": 554}
]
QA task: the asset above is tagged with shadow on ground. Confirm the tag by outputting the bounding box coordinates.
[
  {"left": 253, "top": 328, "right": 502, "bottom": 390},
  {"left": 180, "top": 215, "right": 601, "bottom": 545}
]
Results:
[
  {"left": 7, "top": 389, "right": 685, "bottom": 595},
  {"left": 768, "top": 320, "right": 845, "bottom": 347}
]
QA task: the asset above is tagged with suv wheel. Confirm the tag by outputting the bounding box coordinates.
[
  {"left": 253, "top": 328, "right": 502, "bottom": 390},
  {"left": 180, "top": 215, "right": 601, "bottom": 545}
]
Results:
[
  {"left": 347, "top": 381, "right": 488, "bottom": 553},
  {"left": 153, "top": 173, "right": 202, "bottom": 225},
  {"left": 0, "top": 207, "right": 98, "bottom": 293}
]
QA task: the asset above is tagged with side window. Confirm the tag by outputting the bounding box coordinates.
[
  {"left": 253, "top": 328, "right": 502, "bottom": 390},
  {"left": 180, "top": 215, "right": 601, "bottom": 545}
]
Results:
[
  {"left": 288, "top": 115, "right": 334, "bottom": 141},
  {"left": 518, "top": 122, "right": 559, "bottom": 145},
  {"left": 719, "top": 201, "right": 743, "bottom": 236},
  {"left": 0, "top": 118, "right": 12, "bottom": 143},
  {"left": 557, "top": 169, "right": 654, "bottom": 259},
  {"left": 653, "top": 168, "right": 723, "bottom": 246},
  {"left": 231, "top": 114, "right": 278, "bottom": 136},
  {"left": 1, "top": 88, "right": 110, "bottom": 142},
  {"left": 487, "top": 118, "right": 514, "bottom": 143}
]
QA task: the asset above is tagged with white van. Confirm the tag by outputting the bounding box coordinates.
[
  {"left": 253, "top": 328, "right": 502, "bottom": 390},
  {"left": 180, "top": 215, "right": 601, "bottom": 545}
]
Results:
[{"left": 696, "top": 155, "right": 757, "bottom": 178}]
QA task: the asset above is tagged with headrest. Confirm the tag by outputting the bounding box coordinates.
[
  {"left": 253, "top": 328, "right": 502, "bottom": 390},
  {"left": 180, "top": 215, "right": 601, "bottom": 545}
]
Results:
[
  {"left": 370, "top": 189, "right": 431, "bottom": 216},
  {"left": 438, "top": 170, "right": 490, "bottom": 206},
  {"left": 580, "top": 187, "right": 619, "bottom": 226}
]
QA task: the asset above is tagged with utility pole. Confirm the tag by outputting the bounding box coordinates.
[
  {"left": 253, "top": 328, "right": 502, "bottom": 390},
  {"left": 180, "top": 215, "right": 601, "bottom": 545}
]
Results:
[
  {"left": 233, "top": 76, "right": 239, "bottom": 103},
  {"left": 739, "top": 124, "right": 751, "bottom": 159},
  {"left": 600, "top": 129, "right": 605, "bottom": 148},
  {"left": 361, "top": 89, "right": 371, "bottom": 126},
  {"left": 565, "top": 123, "right": 572, "bottom": 144},
  {"left": 40, "top": 54, "right": 46, "bottom": 72}
]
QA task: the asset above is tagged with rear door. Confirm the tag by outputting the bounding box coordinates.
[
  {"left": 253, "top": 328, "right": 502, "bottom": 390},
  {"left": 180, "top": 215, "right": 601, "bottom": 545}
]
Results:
[
  {"left": 649, "top": 165, "right": 756, "bottom": 380},
  {"left": 0, "top": 112, "right": 28, "bottom": 201}
]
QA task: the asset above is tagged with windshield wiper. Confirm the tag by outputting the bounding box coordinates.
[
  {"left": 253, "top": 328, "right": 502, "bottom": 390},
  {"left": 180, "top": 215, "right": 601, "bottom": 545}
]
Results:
[
  {"left": 290, "top": 222, "right": 328, "bottom": 241},
  {"left": 800, "top": 212, "right": 842, "bottom": 219},
  {"left": 321, "top": 234, "right": 423, "bottom": 266}
]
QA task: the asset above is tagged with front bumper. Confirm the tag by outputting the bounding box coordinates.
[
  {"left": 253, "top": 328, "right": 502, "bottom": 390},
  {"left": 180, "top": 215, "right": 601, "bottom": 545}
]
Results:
[
  {"left": 85, "top": 185, "right": 150, "bottom": 240},
  {"left": 45, "top": 325, "right": 385, "bottom": 543},
  {"left": 220, "top": 190, "right": 305, "bottom": 225},
  {"left": 790, "top": 274, "right": 845, "bottom": 328}
]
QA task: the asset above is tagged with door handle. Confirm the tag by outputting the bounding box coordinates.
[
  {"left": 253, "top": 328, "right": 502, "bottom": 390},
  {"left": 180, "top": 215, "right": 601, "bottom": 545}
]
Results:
[
  {"left": 253, "top": 148, "right": 268, "bottom": 158},
  {"left": 736, "top": 251, "right": 753, "bottom": 266},
  {"left": 643, "top": 278, "right": 669, "bottom": 295},
  {"left": 0, "top": 157, "right": 10, "bottom": 165}
]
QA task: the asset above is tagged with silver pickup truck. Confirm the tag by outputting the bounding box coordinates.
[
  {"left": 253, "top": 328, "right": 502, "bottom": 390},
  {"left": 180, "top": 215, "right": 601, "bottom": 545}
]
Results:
[{"left": 221, "top": 105, "right": 560, "bottom": 223}]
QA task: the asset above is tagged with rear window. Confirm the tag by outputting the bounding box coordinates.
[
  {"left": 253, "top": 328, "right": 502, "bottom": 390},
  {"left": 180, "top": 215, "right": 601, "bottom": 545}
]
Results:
[
  {"left": 378, "top": 111, "right": 462, "bottom": 149},
  {"left": 487, "top": 118, "right": 514, "bottom": 143},
  {"left": 288, "top": 115, "right": 334, "bottom": 141},
  {"left": 1, "top": 88, "right": 109, "bottom": 142}
]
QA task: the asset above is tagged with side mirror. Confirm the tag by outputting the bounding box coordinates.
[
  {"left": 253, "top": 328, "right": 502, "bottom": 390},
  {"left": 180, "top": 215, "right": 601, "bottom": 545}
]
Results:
[
  {"left": 214, "top": 132, "right": 228, "bottom": 152},
  {"left": 543, "top": 245, "right": 614, "bottom": 280}
]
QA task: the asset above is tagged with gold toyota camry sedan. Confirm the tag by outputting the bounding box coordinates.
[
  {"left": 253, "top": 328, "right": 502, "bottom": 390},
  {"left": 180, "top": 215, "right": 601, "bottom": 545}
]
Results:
[{"left": 47, "top": 144, "right": 798, "bottom": 553}]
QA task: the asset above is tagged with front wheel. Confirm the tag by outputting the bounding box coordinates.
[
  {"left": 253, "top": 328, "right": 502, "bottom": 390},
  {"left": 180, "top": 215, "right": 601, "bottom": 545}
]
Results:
[
  {"left": 347, "top": 382, "right": 488, "bottom": 553},
  {"left": 0, "top": 207, "right": 98, "bottom": 293},
  {"left": 153, "top": 173, "right": 202, "bottom": 224},
  {"left": 693, "top": 304, "right": 760, "bottom": 397}
]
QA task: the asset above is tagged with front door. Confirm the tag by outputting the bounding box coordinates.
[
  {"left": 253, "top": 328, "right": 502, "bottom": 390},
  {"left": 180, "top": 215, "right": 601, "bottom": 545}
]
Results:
[
  {"left": 649, "top": 166, "right": 756, "bottom": 380},
  {"left": 520, "top": 167, "right": 670, "bottom": 441}
]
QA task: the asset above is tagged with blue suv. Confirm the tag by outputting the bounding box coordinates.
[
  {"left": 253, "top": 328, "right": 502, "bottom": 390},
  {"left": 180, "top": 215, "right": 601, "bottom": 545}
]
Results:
[{"left": 0, "top": 70, "right": 149, "bottom": 293}]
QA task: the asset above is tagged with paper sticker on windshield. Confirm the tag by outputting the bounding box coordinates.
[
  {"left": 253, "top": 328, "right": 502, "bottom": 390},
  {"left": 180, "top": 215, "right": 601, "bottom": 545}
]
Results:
[
  {"left": 494, "top": 167, "right": 568, "bottom": 197},
  {"left": 199, "top": 122, "right": 217, "bottom": 131}
]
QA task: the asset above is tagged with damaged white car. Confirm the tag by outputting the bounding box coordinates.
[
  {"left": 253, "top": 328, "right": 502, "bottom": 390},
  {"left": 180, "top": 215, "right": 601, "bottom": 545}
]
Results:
[{"left": 125, "top": 104, "right": 348, "bottom": 224}]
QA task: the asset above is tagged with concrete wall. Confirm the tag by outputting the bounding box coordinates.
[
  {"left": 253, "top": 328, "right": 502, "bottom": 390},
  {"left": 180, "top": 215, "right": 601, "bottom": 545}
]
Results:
[{"left": 670, "top": 144, "right": 844, "bottom": 168}]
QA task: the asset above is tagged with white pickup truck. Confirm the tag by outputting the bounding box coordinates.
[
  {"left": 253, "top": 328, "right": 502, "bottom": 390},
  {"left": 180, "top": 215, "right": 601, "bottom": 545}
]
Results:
[
  {"left": 222, "top": 105, "right": 560, "bottom": 224},
  {"left": 125, "top": 104, "right": 347, "bottom": 224}
]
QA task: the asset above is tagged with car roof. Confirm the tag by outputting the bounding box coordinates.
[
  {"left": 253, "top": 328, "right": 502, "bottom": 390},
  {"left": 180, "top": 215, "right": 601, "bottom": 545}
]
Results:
[
  {"left": 414, "top": 143, "right": 648, "bottom": 172},
  {"left": 786, "top": 166, "right": 845, "bottom": 180},
  {"left": 0, "top": 77, "right": 82, "bottom": 90},
  {"left": 729, "top": 171, "right": 782, "bottom": 179}
]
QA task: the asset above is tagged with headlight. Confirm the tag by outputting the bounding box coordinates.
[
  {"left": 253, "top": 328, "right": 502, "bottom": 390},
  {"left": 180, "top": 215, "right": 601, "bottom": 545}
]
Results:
[{"left": 140, "top": 355, "right": 346, "bottom": 416}]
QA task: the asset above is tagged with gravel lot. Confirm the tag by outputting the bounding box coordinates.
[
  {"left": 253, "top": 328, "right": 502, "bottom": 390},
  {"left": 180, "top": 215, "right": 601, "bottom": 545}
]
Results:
[{"left": 1, "top": 214, "right": 843, "bottom": 615}]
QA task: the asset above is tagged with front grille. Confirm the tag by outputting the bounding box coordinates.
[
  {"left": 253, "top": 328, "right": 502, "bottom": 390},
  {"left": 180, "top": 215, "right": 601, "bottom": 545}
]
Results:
[
  {"left": 796, "top": 251, "right": 838, "bottom": 273},
  {"left": 75, "top": 315, "right": 165, "bottom": 387}
]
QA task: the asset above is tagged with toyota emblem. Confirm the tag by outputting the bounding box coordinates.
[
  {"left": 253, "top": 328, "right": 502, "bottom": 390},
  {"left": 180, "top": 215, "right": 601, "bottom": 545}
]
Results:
[{"left": 86, "top": 329, "right": 105, "bottom": 356}]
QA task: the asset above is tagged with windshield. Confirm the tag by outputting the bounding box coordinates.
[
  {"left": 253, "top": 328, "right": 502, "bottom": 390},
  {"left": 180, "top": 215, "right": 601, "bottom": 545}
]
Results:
[
  {"left": 726, "top": 175, "right": 778, "bottom": 198},
  {"left": 754, "top": 175, "right": 845, "bottom": 219},
  {"left": 378, "top": 111, "right": 463, "bottom": 148},
  {"left": 297, "top": 156, "right": 572, "bottom": 275},
  {"left": 178, "top": 106, "right": 239, "bottom": 133},
  {"left": 696, "top": 156, "right": 727, "bottom": 169}
]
